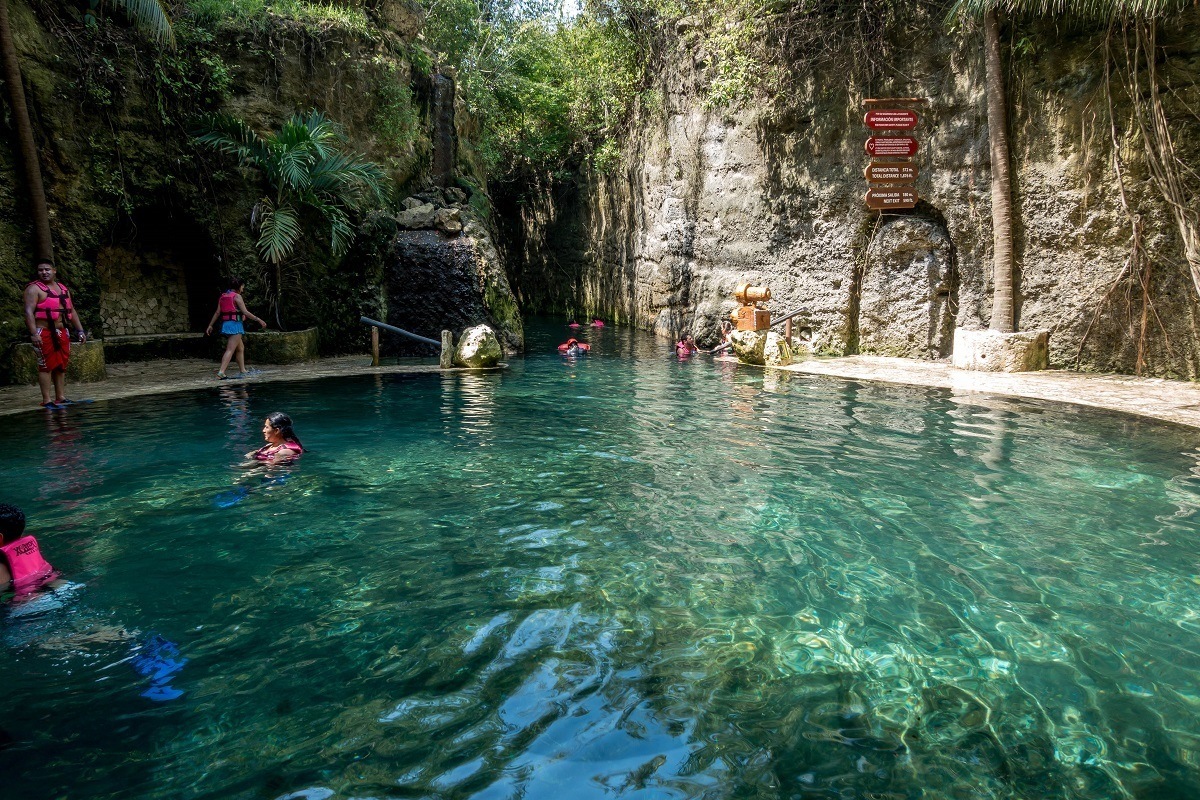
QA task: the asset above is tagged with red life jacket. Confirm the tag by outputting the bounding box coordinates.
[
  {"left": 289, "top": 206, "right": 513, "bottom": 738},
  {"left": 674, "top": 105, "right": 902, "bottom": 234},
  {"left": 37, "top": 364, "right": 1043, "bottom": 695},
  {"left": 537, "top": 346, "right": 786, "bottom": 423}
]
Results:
[
  {"left": 28, "top": 280, "right": 74, "bottom": 328},
  {"left": 219, "top": 291, "right": 243, "bottom": 322},
  {"left": 254, "top": 441, "right": 303, "bottom": 462},
  {"left": 1, "top": 535, "right": 56, "bottom": 597}
]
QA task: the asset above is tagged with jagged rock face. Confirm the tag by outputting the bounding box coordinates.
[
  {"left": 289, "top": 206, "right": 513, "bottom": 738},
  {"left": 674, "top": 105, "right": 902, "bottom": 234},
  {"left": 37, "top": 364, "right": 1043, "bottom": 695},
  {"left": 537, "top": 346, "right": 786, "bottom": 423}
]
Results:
[
  {"left": 382, "top": 224, "right": 522, "bottom": 357},
  {"left": 860, "top": 217, "right": 956, "bottom": 359},
  {"left": 508, "top": 11, "right": 1200, "bottom": 378},
  {"left": 384, "top": 231, "right": 488, "bottom": 356}
]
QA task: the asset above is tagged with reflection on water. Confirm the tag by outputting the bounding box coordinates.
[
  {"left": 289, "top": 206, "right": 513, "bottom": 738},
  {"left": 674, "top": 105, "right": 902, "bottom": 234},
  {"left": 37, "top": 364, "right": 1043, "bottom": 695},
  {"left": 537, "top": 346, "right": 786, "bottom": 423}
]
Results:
[{"left": 2, "top": 320, "right": 1200, "bottom": 799}]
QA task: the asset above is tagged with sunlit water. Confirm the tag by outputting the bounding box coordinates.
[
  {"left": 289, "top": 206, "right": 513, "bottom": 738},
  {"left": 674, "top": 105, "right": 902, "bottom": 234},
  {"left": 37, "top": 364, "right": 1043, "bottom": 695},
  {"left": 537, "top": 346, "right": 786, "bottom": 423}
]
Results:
[{"left": 3, "top": 320, "right": 1200, "bottom": 800}]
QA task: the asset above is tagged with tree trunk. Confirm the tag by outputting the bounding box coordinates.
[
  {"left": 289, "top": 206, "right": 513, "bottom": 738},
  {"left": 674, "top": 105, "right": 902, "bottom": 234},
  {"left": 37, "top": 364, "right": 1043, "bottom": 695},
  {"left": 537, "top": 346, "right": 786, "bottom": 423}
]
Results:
[
  {"left": 984, "top": 9, "right": 1015, "bottom": 332},
  {"left": 0, "top": 0, "right": 54, "bottom": 264}
]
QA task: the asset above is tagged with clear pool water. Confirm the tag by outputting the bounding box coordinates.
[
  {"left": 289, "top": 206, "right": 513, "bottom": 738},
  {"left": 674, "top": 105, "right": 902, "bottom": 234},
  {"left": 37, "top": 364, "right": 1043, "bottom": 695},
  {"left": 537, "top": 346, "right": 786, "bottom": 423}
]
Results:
[{"left": 3, "top": 321, "right": 1200, "bottom": 800}]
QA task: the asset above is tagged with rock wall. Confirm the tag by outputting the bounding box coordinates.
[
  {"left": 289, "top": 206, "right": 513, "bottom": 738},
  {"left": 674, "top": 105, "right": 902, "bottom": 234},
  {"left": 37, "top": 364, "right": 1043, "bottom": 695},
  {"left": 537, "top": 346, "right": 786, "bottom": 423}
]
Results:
[
  {"left": 357, "top": 187, "right": 523, "bottom": 356},
  {"left": 508, "top": 9, "right": 1200, "bottom": 377},
  {"left": 0, "top": 1, "right": 518, "bottom": 377},
  {"left": 96, "top": 247, "right": 190, "bottom": 336}
]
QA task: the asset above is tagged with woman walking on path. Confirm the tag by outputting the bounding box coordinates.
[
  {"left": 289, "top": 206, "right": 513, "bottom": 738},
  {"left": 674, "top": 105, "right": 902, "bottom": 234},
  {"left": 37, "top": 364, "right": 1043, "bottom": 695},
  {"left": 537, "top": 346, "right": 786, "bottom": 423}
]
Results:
[{"left": 205, "top": 278, "right": 266, "bottom": 379}]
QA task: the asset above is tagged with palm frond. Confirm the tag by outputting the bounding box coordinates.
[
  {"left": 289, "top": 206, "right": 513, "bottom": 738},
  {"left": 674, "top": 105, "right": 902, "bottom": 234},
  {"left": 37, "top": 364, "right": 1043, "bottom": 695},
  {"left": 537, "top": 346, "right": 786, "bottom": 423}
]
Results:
[
  {"left": 111, "top": 0, "right": 175, "bottom": 47},
  {"left": 275, "top": 143, "right": 316, "bottom": 192},
  {"left": 193, "top": 115, "right": 271, "bottom": 168},
  {"left": 300, "top": 110, "right": 346, "bottom": 159},
  {"left": 324, "top": 204, "right": 356, "bottom": 257},
  {"left": 309, "top": 152, "right": 389, "bottom": 207},
  {"left": 256, "top": 199, "right": 304, "bottom": 265}
]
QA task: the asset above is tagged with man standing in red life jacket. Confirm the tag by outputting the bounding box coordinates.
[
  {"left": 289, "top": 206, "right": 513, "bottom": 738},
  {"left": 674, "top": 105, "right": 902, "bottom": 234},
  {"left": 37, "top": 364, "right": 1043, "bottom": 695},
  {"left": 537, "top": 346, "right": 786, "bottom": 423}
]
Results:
[{"left": 23, "top": 260, "right": 87, "bottom": 410}]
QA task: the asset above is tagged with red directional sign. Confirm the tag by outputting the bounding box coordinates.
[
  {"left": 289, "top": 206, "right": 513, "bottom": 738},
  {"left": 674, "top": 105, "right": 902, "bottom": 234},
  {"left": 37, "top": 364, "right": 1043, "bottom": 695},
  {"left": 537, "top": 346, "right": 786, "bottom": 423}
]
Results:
[
  {"left": 864, "top": 109, "right": 919, "bottom": 130},
  {"left": 865, "top": 136, "right": 918, "bottom": 157},
  {"left": 865, "top": 162, "right": 919, "bottom": 184},
  {"left": 864, "top": 188, "right": 918, "bottom": 210}
]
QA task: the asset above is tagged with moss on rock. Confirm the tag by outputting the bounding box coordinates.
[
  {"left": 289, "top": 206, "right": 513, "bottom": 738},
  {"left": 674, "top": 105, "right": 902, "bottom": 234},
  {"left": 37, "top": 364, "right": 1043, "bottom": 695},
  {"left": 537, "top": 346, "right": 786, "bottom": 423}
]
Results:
[
  {"left": 243, "top": 328, "right": 319, "bottom": 364},
  {"left": 6, "top": 340, "right": 107, "bottom": 385}
]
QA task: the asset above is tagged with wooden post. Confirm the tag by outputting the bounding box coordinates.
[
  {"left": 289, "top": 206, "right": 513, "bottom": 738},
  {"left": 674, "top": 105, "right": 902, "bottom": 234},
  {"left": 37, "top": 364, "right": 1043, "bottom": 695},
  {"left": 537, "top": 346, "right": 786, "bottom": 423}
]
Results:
[
  {"left": 440, "top": 330, "right": 454, "bottom": 369},
  {"left": 784, "top": 318, "right": 792, "bottom": 344},
  {"left": 371, "top": 326, "right": 379, "bottom": 367}
]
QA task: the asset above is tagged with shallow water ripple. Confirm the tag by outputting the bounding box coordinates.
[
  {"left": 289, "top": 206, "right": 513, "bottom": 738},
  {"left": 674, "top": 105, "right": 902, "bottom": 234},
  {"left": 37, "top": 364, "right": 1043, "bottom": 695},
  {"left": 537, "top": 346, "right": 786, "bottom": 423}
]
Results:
[{"left": 3, "top": 323, "right": 1200, "bottom": 799}]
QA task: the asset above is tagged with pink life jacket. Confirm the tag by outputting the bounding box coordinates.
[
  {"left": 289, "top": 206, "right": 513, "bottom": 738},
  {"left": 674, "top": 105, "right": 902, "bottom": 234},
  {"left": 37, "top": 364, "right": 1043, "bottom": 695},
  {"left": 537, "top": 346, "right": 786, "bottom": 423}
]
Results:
[
  {"left": 218, "top": 291, "right": 243, "bottom": 322},
  {"left": 1, "top": 535, "right": 56, "bottom": 597},
  {"left": 28, "top": 280, "right": 74, "bottom": 327},
  {"left": 254, "top": 441, "right": 303, "bottom": 462}
]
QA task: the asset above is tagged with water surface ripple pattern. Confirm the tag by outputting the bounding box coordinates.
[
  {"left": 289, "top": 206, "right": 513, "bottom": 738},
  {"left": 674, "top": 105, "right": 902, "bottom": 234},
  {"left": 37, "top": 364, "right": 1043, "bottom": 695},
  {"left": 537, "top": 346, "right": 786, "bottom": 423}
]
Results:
[{"left": 2, "top": 321, "right": 1199, "bottom": 800}]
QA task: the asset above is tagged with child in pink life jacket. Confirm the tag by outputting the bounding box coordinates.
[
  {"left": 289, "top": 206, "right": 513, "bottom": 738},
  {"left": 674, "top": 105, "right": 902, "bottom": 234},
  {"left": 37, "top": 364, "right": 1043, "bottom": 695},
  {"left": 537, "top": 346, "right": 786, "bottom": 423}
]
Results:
[{"left": 0, "top": 503, "right": 63, "bottom": 600}]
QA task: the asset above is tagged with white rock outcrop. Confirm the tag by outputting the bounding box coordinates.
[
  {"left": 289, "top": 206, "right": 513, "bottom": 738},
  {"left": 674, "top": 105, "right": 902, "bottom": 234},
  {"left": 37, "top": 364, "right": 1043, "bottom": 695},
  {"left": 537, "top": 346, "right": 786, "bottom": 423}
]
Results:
[{"left": 453, "top": 325, "right": 503, "bottom": 368}]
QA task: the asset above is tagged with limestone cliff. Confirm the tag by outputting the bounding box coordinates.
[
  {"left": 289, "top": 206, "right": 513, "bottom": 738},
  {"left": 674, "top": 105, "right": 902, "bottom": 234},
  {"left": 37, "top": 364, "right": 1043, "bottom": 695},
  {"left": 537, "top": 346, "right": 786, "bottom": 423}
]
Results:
[
  {"left": 507, "top": 8, "right": 1200, "bottom": 378},
  {"left": 0, "top": 0, "right": 519, "bottom": 370}
]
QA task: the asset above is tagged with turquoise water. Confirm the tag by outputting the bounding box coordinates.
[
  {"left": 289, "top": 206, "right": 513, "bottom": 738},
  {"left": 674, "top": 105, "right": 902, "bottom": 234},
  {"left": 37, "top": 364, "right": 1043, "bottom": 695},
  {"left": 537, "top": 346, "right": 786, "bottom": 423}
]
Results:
[{"left": 3, "top": 321, "right": 1200, "bottom": 800}]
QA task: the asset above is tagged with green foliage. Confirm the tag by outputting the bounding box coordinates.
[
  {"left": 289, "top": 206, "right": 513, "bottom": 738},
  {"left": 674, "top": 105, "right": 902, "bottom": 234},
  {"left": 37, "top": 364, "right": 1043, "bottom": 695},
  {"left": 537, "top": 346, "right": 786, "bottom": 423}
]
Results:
[
  {"left": 149, "top": 21, "right": 233, "bottom": 126},
  {"left": 194, "top": 111, "right": 391, "bottom": 265},
  {"left": 373, "top": 60, "right": 421, "bottom": 153},
  {"left": 111, "top": 0, "right": 176, "bottom": 45},
  {"left": 184, "top": 0, "right": 376, "bottom": 35},
  {"left": 591, "top": 138, "right": 622, "bottom": 173},
  {"left": 421, "top": 0, "right": 646, "bottom": 182},
  {"left": 83, "top": 0, "right": 175, "bottom": 46}
]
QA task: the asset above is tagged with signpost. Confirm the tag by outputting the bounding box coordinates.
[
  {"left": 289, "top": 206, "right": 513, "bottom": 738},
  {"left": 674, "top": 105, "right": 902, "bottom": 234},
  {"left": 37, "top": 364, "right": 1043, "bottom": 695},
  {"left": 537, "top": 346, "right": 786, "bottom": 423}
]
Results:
[
  {"left": 861, "top": 98, "right": 925, "bottom": 211},
  {"left": 865, "top": 162, "right": 918, "bottom": 183},
  {"left": 864, "top": 109, "right": 918, "bottom": 130},
  {"left": 864, "top": 188, "right": 919, "bottom": 210},
  {"left": 864, "top": 136, "right": 918, "bottom": 157}
]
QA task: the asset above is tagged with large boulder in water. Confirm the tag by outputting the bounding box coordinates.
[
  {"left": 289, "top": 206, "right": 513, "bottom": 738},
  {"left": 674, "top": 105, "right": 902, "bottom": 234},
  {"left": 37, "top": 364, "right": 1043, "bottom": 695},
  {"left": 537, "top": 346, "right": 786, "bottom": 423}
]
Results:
[
  {"left": 730, "top": 329, "right": 793, "bottom": 367},
  {"left": 730, "top": 330, "right": 766, "bottom": 365},
  {"left": 763, "top": 332, "right": 793, "bottom": 366},
  {"left": 454, "top": 325, "right": 503, "bottom": 368}
]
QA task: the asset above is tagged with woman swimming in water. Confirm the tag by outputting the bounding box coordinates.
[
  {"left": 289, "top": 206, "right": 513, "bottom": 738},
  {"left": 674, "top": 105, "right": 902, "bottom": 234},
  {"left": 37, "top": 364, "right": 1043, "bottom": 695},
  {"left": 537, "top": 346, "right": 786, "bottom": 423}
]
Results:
[
  {"left": 247, "top": 412, "right": 304, "bottom": 466},
  {"left": 557, "top": 338, "right": 591, "bottom": 354}
]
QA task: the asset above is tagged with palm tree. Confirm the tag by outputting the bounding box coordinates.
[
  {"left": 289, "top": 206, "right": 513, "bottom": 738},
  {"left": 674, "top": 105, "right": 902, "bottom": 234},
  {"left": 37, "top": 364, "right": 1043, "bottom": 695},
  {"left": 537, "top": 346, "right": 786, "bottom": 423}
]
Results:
[
  {"left": 194, "top": 111, "right": 390, "bottom": 327},
  {"left": 0, "top": 0, "right": 172, "bottom": 265},
  {"left": 982, "top": 8, "right": 1014, "bottom": 332},
  {"left": 950, "top": 0, "right": 1196, "bottom": 330},
  {"left": 0, "top": 0, "right": 52, "bottom": 263}
]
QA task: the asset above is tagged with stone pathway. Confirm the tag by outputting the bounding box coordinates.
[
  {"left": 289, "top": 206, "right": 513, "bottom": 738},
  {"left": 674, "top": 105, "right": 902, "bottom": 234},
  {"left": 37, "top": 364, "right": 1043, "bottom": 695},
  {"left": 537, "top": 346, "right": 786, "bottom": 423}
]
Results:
[
  {"left": 0, "top": 356, "right": 455, "bottom": 417},
  {"left": 764, "top": 355, "right": 1200, "bottom": 430},
  {"left": 3, "top": 353, "right": 1199, "bottom": 430}
]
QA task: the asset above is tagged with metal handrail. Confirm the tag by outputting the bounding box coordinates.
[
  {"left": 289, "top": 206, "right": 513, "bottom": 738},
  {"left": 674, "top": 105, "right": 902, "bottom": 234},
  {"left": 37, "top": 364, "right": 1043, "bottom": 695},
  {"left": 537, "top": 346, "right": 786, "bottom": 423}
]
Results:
[
  {"left": 360, "top": 316, "right": 441, "bottom": 348},
  {"left": 770, "top": 307, "right": 811, "bottom": 329}
]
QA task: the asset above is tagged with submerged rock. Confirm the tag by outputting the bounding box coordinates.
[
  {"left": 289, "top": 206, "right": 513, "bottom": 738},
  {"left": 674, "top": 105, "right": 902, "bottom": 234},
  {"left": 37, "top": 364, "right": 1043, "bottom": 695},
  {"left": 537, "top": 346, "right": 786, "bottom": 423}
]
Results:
[{"left": 454, "top": 325, "right": 503, "bottom": 368}]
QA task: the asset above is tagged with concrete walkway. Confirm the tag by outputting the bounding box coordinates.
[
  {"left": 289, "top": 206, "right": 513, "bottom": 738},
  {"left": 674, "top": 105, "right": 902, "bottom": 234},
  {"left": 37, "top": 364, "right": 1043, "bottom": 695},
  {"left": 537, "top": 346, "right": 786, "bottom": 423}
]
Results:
[
  {"left": 765, "top": 355, "right": 1200, "bottom": 430},
  {"left": 0, "top": 356, "right": 464, "bottom": 417},
  {"left": 2, "top": 354, "right": 1199, "bottom": 429}
]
